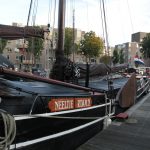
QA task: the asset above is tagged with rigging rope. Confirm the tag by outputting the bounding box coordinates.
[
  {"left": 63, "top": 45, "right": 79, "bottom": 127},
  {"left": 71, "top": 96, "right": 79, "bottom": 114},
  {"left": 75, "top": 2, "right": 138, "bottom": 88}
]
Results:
[
  {"left": 71, "top": 0, "right": 75, "bottom": 62},
  {"left": 0, "top": 110, "right": 16, "bottom": 150},
  {"left": 86, "top": 2, "right": 89, "bottom": 32},
  {"left": 27, "top": 0, "right": 33, "bottom": 26},
  {"left": 26, "top": 0, "right": 38, "bottom": 26},
  {"left": 48, "top": 0, "right": 52, "bottom": 25},
  {"left": 66, "top": 0, "right": 69, "bottom": 27},
  {"left": 126, "top": 0, "right": 134, "bottom": 33},
  {"left": 31, "top": 0, "right": 38, "bottom": 26},
  {"left": 99, "top": 0, "right": 105, "bottom": 43},
  {"left": 102, "top": 0, "right": 109, "bottom": 56},
  {"left": 51, "top": 0, "right": 57, "bottom": 49}
]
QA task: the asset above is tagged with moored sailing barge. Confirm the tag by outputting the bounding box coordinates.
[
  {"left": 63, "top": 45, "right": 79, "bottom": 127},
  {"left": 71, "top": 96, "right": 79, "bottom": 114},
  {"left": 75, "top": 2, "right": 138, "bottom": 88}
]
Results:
[{"left": 0, "top": 67, "right": 114, "bottom": 150}]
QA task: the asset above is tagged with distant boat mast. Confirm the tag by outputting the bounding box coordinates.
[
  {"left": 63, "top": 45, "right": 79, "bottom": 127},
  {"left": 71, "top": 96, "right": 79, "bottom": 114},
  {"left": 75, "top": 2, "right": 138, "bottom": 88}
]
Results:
[
  {"left": 102, "top": 0, "right": 109, "bottom": 56},
  {"left": 72, "top": 9, "right": 75, "bottom": 63}
]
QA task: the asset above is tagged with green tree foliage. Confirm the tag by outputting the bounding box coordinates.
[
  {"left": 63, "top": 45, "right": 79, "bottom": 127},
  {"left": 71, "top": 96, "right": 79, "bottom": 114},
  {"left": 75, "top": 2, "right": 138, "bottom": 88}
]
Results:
[
  {"left": 27, "top": 37, "right": 43, "bottom": 59},
  {"left": 112, "top": 48, "right": 119, "bottom": 64},
  {"left": 64, "top": 27, "right": 78, "bottom": 57},
  {"left": 27, "top": 26, "right": 43, "bottom": 59},
  {"left": 80, "top": 31, "right": 104, "bottom": 61},
  {"left": 0, "top": 38, "right": 7, "bottom": 54},
  {"left": 112, "top": 48, "right": 124, "bottom": 65},
  {"left": 64, "top": 28, "right": 73, "bottom": 57},
  {"left": 140, "top": 33, "right": 150, "bottom": 58},
  {"left": 100, "top": 55, "right": 111, "bottom": 65},
  {"left": 119, "top": 49, "right": 124, "bottom": 64}
]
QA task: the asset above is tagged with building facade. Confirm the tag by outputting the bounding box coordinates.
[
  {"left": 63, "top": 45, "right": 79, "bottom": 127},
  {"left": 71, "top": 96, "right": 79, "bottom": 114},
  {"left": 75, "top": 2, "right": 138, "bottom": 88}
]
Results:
[
  {"left": 114, "top": 32, "right": 148, "bottom": 67},
  {"left": 131, "top": 32, "right": 147, "bottom": 43},
  {"left": 115, "top": 42, "right": 140, "bottom": 67},
  {"left": 2, "top": 24, "right": 87, "bottom": 74}
]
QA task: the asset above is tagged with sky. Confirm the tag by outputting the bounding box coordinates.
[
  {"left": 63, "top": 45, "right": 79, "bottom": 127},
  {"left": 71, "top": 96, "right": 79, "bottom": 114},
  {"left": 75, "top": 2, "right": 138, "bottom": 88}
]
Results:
[{"left": 0, "top": 0, "right": 150, "bottom": 46}]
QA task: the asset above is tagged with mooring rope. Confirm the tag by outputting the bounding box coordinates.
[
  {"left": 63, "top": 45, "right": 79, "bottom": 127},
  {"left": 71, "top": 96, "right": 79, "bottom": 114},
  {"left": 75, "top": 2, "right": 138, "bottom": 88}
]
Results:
[{"left": 0, "top": 110, "right": 16, "bottom": 150}]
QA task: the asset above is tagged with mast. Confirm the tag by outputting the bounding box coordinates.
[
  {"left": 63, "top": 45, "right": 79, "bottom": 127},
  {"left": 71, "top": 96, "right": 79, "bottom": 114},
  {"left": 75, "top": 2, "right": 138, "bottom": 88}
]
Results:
[
  {"left": 101, "top": 0, "right": 112, "bottom": 67},
  {"left": 102, "top": 0, "right": 109, "bottom": 56},
  {"left": 72, "top": 9, "right": 75, "bottom": 63},
  {"left": 56, "top": 0, "right": 66, "bottom": 59},
  {"left": 50, "top": 0, "right": 66, "bottom": 81}
]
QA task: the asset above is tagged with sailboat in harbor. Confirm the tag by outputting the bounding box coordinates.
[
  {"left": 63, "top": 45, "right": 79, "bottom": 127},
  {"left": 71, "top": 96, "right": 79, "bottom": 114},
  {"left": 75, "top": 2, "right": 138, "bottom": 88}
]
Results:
[{"left": 0, "top": 0, "right": 114, "bottom": 149}]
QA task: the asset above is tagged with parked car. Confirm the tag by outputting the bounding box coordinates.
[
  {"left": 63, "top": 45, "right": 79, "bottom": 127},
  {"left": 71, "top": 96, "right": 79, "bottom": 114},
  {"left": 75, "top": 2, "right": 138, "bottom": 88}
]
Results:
[{"left": 32, "top": 67, "right": 47, "bottom": 77}]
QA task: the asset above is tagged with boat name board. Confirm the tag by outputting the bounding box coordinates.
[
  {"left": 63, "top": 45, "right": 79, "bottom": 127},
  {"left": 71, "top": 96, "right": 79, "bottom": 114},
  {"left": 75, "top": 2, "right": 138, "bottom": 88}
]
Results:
[{"left": 48, "top": 97, "right": 92, "bottom": 112}]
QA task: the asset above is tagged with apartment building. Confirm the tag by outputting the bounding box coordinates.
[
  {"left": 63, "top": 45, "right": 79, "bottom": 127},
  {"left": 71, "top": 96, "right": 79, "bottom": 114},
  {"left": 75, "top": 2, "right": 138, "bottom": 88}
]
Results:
[
  {"left": 3, "top": 22, "right": 109, "bottom": 72},
  {"left": 2, "top": 23, "right": 87, "bottom": 73},
  {"left": 114, "top": 32, "right": 148, "bottom": 67},
  {"left": 131, "top": 32, "right": 147, "bottom": 43},
  {"left": 115, "top": 42, "right": 139, "bottom": 66}
]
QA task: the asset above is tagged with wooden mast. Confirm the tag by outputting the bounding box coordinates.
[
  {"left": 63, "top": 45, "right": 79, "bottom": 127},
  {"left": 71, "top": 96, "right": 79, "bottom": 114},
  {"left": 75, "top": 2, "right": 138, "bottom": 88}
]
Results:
[
  {"left": 56, "top": 0, "right": 66, "bottom": 59},
  {"left": 50, "top": 0, "right": 66, "bottom": 81}
]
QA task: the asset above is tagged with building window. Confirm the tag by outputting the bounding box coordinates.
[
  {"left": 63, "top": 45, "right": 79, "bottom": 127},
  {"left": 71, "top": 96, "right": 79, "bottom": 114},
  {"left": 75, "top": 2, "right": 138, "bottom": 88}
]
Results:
[
  {"left": 90, "top": 58, "right": 96, "bottom": 63},
  {"left": 128, "top": 43, "right": 131, "bottom": 47},
  {"left": 16, "top": 56, "right": 19, "bottom": 60},
  {"left": 7, "top": 48, "right": 12, "bottom": 53}
]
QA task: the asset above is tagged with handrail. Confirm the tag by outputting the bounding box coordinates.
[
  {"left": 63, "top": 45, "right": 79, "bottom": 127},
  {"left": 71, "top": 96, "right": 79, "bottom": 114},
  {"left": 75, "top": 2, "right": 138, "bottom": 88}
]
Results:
[{"left": 29, "top": 94, "right": 112, "bottom": 115}]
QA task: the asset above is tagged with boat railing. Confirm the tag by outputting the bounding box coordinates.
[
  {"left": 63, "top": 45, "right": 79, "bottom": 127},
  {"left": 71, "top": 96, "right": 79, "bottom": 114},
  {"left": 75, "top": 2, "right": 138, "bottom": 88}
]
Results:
[
  {"left": 136, "top": 78, "right": 150, "bottom": 99},
  {"left": 28, "top": 93, "right": 115, "bottom": 122}
]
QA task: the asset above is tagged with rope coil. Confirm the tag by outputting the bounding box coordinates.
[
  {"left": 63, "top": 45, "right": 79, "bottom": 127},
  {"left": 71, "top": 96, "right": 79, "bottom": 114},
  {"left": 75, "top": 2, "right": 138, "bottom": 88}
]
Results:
[{"left": 0, "top": 110, "right": 16, "bottom": 150}]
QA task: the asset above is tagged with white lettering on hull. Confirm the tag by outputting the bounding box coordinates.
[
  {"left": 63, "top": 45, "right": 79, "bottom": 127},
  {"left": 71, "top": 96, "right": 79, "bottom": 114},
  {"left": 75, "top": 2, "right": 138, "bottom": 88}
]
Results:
[
  {"left": 54, "top": 100, "right": 74, "bottom": 111},
  {"left": 49, "top": 97, "right": 92, "bottom": 112}
]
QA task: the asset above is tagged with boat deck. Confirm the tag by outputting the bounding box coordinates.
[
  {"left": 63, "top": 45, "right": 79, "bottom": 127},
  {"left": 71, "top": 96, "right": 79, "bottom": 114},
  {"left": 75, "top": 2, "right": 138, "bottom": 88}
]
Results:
[
  {"left": 79, "top": 77, "right": 128, "bottom": 91},
  {"left": 77, "top": 92, "right": 150, "bottom": 150}
]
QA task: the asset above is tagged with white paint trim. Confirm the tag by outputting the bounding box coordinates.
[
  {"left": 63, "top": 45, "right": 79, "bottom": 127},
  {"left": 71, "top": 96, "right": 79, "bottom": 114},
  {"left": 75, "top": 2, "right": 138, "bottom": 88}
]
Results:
[
  {"left": 14, "top": 102, "right": 111, "bottom": 120},
  {"left": 10, "top": 114, "right": 110, "bottom": 149}
]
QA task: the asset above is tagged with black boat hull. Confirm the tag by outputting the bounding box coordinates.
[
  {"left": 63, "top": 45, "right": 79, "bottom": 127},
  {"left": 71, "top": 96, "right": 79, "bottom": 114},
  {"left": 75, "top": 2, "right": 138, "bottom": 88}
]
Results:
[
  {"left": 0, "top": 69, "right": 112, "bottom": 150},
  {"left": 16, "top": 121, "right": 102, "bottom": 150},
  {"left": 10, "top": 106, "right": 105, "bottom": 150}
]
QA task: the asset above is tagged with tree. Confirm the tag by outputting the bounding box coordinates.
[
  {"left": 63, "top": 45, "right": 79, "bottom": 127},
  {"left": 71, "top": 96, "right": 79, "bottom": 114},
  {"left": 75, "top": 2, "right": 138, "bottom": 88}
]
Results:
[
  {"left": 100, "top": 55, "right": 112, "bottom": 65},
  {"left": 0, "top": 38, "right": 7, "bottom": 54},
  {"left": 140, "top": 33, "right": 150, "bottom": 58},
  {"left": 112, "top": 48, "right": 119, "bottom": 65},
  {"left": 119, "top": 49, "right": 124, "bottom": 64},
  {"left": 64, "top": 28, "right": 73, "bottom": 57},
  {"left": 80, "top": 31, "right": 104, "bottom": 62},
  {"left": 26, "top": 27, "right": 44, "bottom": 66},
  {"left": 64, "top": 27, "right": 78, "bottom": 58},
  {"left": 27, "top": 37, "right": 43, "bottom": 65},
  {"left": 25, "top": 26, "right": 44, "bottom": 65}
]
